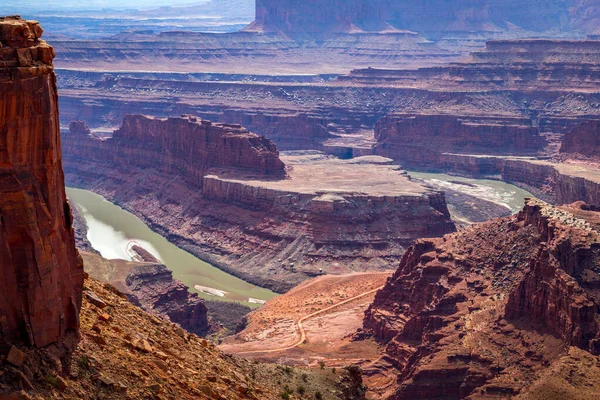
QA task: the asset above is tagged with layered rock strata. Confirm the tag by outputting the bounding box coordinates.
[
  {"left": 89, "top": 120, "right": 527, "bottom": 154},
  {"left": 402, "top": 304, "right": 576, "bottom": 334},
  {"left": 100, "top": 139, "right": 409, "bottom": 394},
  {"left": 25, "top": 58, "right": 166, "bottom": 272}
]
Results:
[
  {"left": 0, "top": 16, "right": 83, "bottom": 348},
  {"left": 363, "top": 199, "right": 600, "bottom": 398},
  {"left": 63, "top": 125, "right": 455, "bottom": 291},
  {"left": 65, "top": 114, "right": 285, "bottom": 179},
  {"left": 56, "top": 40, "right": 600, "bottom": 161},
  {"left": 375, "top": 114, "right": 544, "bottom": 156},
  {"left": 343, "top": 39, "right": 600, "bottom": 90}
]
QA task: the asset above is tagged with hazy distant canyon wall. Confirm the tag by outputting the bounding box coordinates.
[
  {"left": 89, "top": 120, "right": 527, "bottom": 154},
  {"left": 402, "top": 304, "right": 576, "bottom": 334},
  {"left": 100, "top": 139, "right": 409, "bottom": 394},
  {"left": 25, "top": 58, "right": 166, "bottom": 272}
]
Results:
[{"left": 248, "top": 0, "right": 600, "bottom": 38}]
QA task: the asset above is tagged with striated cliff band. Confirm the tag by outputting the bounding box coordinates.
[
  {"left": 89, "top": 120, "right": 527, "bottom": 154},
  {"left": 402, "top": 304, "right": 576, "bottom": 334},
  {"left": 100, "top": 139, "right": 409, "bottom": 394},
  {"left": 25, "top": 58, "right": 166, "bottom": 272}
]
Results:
[
  {"left": 62, "top": 116, "right": 455, "bottom": 292},
  {"left": 0, "top": 16, "right": 84, "bottom": 348},
  {"left": 360, "top": 199, "right": 600, "bottom": 399}
]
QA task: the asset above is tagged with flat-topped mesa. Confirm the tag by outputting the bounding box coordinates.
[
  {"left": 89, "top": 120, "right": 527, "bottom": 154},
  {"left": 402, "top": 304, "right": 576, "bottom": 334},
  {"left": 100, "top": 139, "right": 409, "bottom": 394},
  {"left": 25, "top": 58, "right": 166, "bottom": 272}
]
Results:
[
  {"left": 246, "top": 0, "right": 599, "bottom": 39},
  {"left": 0, "top": 16, "right": 83, "bottom": 347},
  {"left": 363, "top": 199, "right": 600, "bottom": 398},
  {"left": 64, "top": 114, "right": 286, "bottom": 185}
]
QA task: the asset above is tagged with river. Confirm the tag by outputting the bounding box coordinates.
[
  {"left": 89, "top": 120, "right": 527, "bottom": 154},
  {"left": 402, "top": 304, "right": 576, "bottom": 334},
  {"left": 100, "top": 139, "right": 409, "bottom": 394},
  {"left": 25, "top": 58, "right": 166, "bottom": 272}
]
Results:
[
  {"left": 407, "top": 171, "right": 535, "bottom": 214},
  {"left": 66, "top": 188, "right": 277, "bottom": 306}
]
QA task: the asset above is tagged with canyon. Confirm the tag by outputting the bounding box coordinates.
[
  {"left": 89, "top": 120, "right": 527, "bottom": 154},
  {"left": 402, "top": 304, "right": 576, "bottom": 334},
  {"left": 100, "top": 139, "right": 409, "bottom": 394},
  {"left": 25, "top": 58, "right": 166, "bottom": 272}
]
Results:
[
  {"left": 5, "top": 1, "right": 600, "bottom": 398},
  {"left": 55, "top": 38, "right": 600, "bottom": 212},
  {"left": 62, "top": 116, "right": 456, "bottom": 292}
]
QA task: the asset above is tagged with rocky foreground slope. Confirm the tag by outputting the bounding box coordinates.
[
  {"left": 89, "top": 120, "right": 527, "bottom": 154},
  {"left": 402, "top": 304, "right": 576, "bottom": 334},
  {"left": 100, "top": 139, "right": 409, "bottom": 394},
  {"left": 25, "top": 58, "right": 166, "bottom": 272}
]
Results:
[
  {"left": 0, "top": 16, "right": 84, "bottom": 348},
  {"left": 363, "top": 199, "right": 600, "bottom": 399},
  {"left": 1, "top": 276, "right": 362, "bottom": 399}
]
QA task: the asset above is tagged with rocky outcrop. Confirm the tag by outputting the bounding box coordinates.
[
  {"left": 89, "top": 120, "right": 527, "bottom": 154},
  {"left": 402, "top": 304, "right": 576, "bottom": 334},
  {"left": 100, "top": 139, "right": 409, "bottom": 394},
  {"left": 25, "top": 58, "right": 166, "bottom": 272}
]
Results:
[
  {"left": 505, "top": 201, "right": 600, "bottom": 354},
  {"left": 375, "top": 114, "right": 544, "bottom": 157},
  {"left": 363, "top": 199, "right": 600, "bottom": 398},
  {"left": 0, "top": 16, "right": 83, "bottom": 348},
  {"left": 560, "top": 120, "right": 600, "bottom": 158},
  {"left": 125, "top": 264, "right": 210, "bottom": 336},
  {"left": 246, "top": 0, "right": 600, "bottom": 39}
]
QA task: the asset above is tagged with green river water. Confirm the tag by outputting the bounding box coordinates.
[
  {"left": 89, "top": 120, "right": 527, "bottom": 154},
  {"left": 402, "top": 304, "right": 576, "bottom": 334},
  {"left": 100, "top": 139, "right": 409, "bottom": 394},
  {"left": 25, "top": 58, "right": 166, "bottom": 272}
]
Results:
[{"left": 66, "top": 188, "right": 277, "bottom": 307}]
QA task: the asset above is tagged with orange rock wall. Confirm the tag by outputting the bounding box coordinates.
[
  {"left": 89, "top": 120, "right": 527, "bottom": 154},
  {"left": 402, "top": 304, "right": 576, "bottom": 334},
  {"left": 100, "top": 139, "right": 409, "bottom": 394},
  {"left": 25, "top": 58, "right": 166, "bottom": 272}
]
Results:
[{"left": 0, "top": 17, "right": 83, "bottom": 347}]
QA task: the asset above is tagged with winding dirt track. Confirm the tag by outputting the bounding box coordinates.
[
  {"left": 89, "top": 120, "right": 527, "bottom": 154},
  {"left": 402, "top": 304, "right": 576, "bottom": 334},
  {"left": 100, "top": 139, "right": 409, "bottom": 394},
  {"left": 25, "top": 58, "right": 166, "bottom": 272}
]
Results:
[{"left": 237, "top": 285, "right": 385, "bottom": 355}]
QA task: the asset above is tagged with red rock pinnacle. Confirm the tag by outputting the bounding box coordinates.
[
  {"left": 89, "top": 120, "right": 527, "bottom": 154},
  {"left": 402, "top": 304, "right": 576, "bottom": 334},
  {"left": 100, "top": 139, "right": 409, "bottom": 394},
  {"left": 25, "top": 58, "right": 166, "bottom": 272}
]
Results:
[{"left": 0, "top": 16, "right": 84, "bottom": 348}]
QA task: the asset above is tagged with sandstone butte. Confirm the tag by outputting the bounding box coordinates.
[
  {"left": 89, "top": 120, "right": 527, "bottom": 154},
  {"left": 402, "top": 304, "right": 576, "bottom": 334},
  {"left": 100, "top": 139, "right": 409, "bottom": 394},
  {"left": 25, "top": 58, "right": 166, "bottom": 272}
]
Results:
[
  {"left": 0, "top": 16, "right": 84, "bottom": 348},
  {"left": 63, "top": 117, "right": 456, "bottom": 292}
]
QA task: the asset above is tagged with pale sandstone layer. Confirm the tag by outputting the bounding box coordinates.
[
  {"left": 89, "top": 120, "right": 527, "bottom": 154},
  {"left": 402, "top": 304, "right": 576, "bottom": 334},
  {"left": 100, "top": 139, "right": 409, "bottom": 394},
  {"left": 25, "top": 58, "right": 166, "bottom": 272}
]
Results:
[
  {"left": 62, "top": 118, "right": 455, "bottom": 292},
  {"left": 0, "top": 16, "right": 83, "bottom": 348},
  {"left": 362, "top": 199, "right": 600, "bottom": 399}
]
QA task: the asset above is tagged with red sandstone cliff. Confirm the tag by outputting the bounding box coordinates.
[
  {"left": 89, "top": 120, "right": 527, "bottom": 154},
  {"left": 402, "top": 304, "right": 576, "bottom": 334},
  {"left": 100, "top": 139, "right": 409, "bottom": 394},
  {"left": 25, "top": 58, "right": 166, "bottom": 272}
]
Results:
[
  {"left": 560, "top": 120, "right": 600, "bottom": 159},
  {"left": 65, "top": 114, "right": 286, "bottom": 181},
  {"left": 0, "top": 16, "right": 83, "bottom": 347},
  {"left": 363, "top": 199, "right": 600, "bottom": 398}
]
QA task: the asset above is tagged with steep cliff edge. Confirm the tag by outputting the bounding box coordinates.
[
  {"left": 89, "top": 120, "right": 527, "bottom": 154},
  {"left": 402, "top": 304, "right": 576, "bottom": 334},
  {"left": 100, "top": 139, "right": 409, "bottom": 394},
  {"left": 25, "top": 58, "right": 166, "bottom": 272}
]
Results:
[
  {"left": 363, "top": 199, "right": 600, "bottom": 398},
  {"left": 375, "top": 114, "right": 544, "bottom": 157},
  {"left": 0, "top": 16, "right": 83, "bottom": 348}
]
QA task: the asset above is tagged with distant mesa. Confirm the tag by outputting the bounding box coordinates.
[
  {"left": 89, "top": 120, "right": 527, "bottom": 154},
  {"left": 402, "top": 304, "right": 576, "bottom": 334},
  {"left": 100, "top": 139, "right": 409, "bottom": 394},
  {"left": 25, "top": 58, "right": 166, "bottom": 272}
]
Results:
[{"left": 245, "top": 0, "right": 600, "bottom": 39}]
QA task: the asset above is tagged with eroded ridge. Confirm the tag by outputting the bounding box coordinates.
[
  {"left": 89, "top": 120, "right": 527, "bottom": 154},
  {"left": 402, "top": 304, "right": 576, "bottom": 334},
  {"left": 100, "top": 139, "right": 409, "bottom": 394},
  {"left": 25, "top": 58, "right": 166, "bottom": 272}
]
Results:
[{"left": 363, "top": 199, "right": 600, "bottom": 398}]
